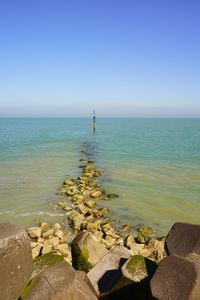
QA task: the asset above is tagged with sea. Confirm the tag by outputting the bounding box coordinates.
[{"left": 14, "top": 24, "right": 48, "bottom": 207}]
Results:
[{"left": 0, "top": 118, "right": 200, "bottom": 236}]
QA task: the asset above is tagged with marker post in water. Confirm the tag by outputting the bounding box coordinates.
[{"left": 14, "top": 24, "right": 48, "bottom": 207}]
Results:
[{"left": 93, "top": 110, "right": 96, "bottom": 134}]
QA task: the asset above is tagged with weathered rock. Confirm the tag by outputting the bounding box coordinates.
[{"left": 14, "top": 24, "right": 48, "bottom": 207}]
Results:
[
  {"left": 122, "top": 255, "right": 157, "bottom": 283},
  {"left": 148, "top": 238, "right": 165, "bottom": 262},
  {"left": 54, "top": 243, "right": 70, "bottom": 257},
  {"left": 122, "top": 224, "right": 131, "bottom": 233},
  {"left": 41, "top": 240, "right": 52, "bottom": 255},
  {"left": 27, "top": 227, "right": 42, "bottom": 238},
  {"left": 40, "top": 223, "right": 49, "bottom": 232},
  {"left": 20, "top": 261, "right": 98, "bottom": 300},
  {"left": 42, "top": 229, "right": 54, "bottom": 239},
  {"left": 54, "top": 229, "right": 65, "bottom": 240},
  {"left": 136, "top": 226, "right": 153, "bottom": 244},
  {"left": 0, "top": 222, "right": 33, "bottom": 300},
  {"left": 107, "top": 193, "right": 119, "bottom": 199},
  {"left": 88, "top": 246, "right": 132, "bottom": 296},
  {"left": 52, "top": 223, "right": 62, "bottom": 230},
  {"left": 150, "top": 254, "right": 200, "bottom": 300},
  {"left": 71, "top": 231, "right": 108, "bottom": 272},
  {"left": 69, "top": 211, "right": 86, "bottom": 231},
  {"left": 63, "top": 179, "right": 74, "bottom": 186},
  {"left": 32, "top": 244, "right": 43, "bottom": 259},
  {"left": 86, "top": 200, "right": 96, "bottom": 208},
  {"left": 90, "top": 190, "right": 102, "bottom": 198},
  {"left": 165, "top": 222, "right": 200, "bottom": 257},
  {"left": 98, "top": 207, "right": 108, "bottom": 216}
]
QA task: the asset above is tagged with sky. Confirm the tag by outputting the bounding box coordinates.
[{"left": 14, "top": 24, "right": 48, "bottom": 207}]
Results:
[{"left": 0, "top": 0, "right": 200, "bottom": 117}]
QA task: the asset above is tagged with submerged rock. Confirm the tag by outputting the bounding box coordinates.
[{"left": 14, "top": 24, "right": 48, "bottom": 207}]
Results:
[{"left": 136, "top": 226, "right": 153, "bottom": 244}]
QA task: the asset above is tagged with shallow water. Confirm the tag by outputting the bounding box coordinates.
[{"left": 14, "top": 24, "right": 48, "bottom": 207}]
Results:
[{"left": 0, "top": 118, "right": 200, "bottom": 235}]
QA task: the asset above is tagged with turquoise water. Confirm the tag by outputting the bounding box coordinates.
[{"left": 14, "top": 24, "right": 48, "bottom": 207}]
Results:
[{"left": 0, "top": 118, "right": 200, "bottom": 236}]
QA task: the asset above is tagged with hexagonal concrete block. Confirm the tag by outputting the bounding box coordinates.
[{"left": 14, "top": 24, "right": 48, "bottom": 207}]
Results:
[
  {"left": 150, "top": 255, "right": 200, "bottom": 300},
  {"left": 0, "top": 222, "right": 33, "bottom": 300},
  {"left": 88, "top": 246, "right": 132, "bottom": 296},
  {"left": 20, "top": 261, "right": 98, "bottom": 300},
  {"left": 165, "top": 222, "right": 200, "bottom": 257}
]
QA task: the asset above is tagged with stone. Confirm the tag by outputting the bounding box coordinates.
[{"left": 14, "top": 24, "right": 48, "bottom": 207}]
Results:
[
  {"left": 71, "top": 231, "right": 108, "bottom": 272},
  {"left": 86, "top": 200, "right": 96, "bottom": 208},
  {"left": 69, "top": 211, "right": 85, "bottom": 231},
  {"left": 122, "top": 224, "right": 131, "bottom": 233},
  {"left": 0, "top": 222, "right": 33, "bottom": 300},
  {"left": 90, "top": 190, "right": 102, "bottom": 198},
  {"left": 150, "top": 254, "right": 200, "bottom": 300},
  {"left": 107, "top": 193, "right": 119, "bottom": 199},
  {"left": 87, "top": 246, "right": 132, "bottom": 296},
  {"left": 165, "top": 222, "right": 200, "bottom": 257},
  {"left": 54, "top": 243, "right": 70, "bottom": 257},
  {"left": 37, "top": 237, "right": 45, "bottom": 243},
  {"left": 42, "top": 229, "right": 54, "bottom": 239},
  {"left": 31, "top": 242, "right": 39, "bottom": 249},
  {"left": 52, "top": 223, "right": 62, "bottom": 230},
  {"left": 32, "top": 244, "right": 43, "bottom": 259},
  {"left": 40, "top": 222, "right": 49, "bottom": 232},
  {"left": 136, "top": 226, "right": 153, "bottom": 244},
  {"left": 121, "top": 255, "right": 157, "bottom": 283},
  {"left": 46, "top": 237, "right": 60, "bottom": 247},
  {"left": 42, "top": 241, "right": 52, "bottom": 255},
  {"left": 19, "top": 261, "right": 98, "bottom": 300},
  {"left": 148, "top": 238, "right": 165, "bottom": 262},
  {"left": 27, "top": 227, "right": 42, "bottom": 238},
  {"left": 98, "top": 207, "right": 108, "bottom": 216},
  {"left": 54, "top": 229, "right": 65, "bottom": 240},
  {"left": 63, "top": 179, "right": 74, "bottom": 186}
]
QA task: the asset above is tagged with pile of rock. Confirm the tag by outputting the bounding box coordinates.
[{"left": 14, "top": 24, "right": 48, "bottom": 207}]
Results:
[
  {"left": 27, "top": 222, "right": 71, "bottom": 261},
  {"left": 56, "top": 158, "right": 165, "bottom": 263}
]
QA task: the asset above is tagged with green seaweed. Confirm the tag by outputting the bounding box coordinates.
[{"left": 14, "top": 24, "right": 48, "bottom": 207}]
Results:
[{"left": 72, "top": 244, "right": 93, "bottom": 272}]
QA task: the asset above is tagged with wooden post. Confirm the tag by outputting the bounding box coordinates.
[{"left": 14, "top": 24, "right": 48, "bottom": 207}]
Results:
[{"left": 93, "top": 110, "right": 96, "bottom": 134}]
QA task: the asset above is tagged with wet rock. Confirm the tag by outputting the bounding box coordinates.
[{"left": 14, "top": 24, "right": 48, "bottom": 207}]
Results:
[
  {"left": 136, "top": 226, "right": 153, "bottom": 244},
  {"left": 20, "top": 261, "right": 98, "bottom": 300},
  {"left": 165, "top": 222, "right": 200, "bottom": 257},
  {"left": 107, "top": 193, "right": 119, "bottom": 199},
  {"left": 63, "top": 179, "right": 74, "bottom": 186},
  {"left": 122, "top": 224, "right": 131, "bottom": 233},
  {"left": 28, "top": 227, "right": 42, "bottom": 238},
  {"left": 0, "top": 222, "right": 33, "bottom": 300},
  {"left": 150, "top": 254, "right": 200, "bottom": 300},
  {"left": 98, "top": 207, "right": 108, "bottom": 216},
  {"left": 90, "top": 190, "right": 102, "bottom": 198},
  {"left": 87, "top": 246, "right": 132, "bottom": 296},
  {"left": 69, "top": 211, "right": 85, "bottom": 231},
  {"left": 71, "top": 231, "right": 108, "bottom": 272},
  {"left": 86, "top": 200, "right": 96, "bottom": 208}
]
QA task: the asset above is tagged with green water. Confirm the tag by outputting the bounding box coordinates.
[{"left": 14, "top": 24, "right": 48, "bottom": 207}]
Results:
[{"left": 0, "top": 118, "right": 200, "bottom": 235}]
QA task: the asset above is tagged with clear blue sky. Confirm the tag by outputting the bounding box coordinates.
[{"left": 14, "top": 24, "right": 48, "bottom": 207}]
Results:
[{"left": 0, "top": 0, "right": 200, "bottom": 117}]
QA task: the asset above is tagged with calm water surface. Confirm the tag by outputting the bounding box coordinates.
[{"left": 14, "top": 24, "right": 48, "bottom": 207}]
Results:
[{"left": 0, "top": 118, "right": 200, "bottom": 236}]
